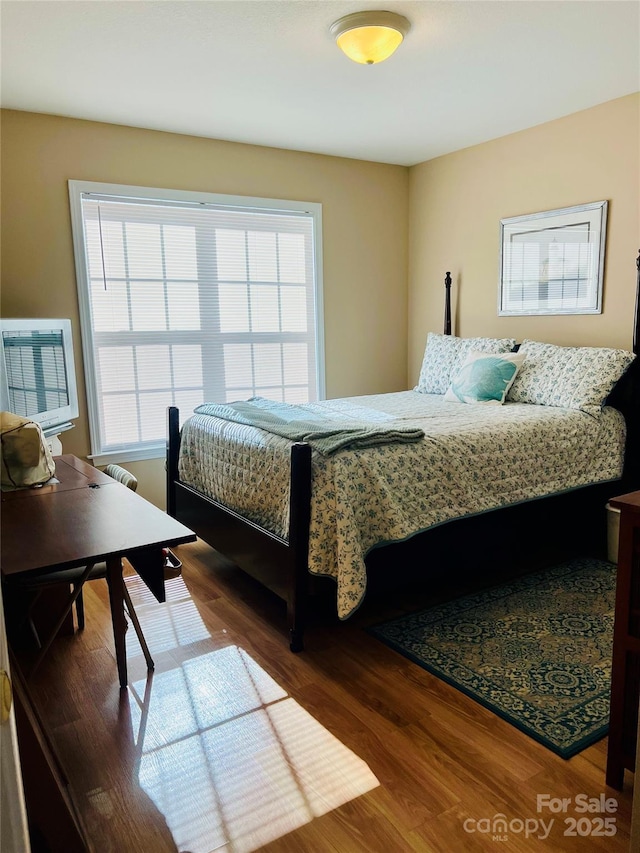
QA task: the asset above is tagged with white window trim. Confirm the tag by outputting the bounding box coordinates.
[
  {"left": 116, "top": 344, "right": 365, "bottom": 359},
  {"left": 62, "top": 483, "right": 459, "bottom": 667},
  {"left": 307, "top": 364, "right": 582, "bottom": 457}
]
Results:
[{"left": 68, "top": 180, "right": 325, "bottom": 466}]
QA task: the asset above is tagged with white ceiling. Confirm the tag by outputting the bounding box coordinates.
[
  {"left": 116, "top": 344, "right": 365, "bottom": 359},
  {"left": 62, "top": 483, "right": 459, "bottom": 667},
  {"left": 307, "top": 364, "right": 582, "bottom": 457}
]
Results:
[{"left": 1, "top": 1, "right": 639, "bottom": 166}]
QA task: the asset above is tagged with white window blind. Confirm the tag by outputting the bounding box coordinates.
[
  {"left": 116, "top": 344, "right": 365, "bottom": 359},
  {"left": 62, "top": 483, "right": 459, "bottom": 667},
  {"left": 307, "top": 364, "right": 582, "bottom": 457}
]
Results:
[{"left": 69, "top": 182, "right": 324, "bottom": 464}]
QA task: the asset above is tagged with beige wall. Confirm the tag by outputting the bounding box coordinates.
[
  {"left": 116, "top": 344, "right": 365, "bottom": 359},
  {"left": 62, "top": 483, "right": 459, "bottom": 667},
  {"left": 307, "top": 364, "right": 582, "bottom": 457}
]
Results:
[
  {"left": 408, "top": 93, "right": 640, "bottom": 385},
  {"left": 0, "top": 110, "right": 408, "bottom": 505}
]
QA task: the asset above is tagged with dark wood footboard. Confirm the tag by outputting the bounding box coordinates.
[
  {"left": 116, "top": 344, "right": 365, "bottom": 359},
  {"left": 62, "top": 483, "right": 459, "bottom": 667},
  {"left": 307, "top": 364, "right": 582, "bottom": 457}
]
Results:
[{"left": 167, "top": 406, "right": 312, "bottom": 651}]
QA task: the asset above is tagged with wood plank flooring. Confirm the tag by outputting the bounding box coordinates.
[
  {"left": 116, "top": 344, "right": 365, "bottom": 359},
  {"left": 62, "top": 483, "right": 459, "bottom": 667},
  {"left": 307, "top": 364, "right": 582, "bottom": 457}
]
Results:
[{"left": 16, "top": 539, "right": 635, "bottom": 852}]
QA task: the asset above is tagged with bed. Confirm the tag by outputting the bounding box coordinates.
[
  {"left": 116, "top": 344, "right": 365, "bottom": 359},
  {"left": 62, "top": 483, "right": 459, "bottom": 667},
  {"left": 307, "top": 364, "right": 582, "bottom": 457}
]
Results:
[{"left": 167, "top": 255, "right": 640, "bottom": 650}]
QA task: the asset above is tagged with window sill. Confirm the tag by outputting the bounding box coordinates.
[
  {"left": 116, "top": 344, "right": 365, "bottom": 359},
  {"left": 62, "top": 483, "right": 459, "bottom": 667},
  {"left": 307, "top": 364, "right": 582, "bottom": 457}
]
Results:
[{"left": 88, "top": 445, "right": 165, "bottom": 467}]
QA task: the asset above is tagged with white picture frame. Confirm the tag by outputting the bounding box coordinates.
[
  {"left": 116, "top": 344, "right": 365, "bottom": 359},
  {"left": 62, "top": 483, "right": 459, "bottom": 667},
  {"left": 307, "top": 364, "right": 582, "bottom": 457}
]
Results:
[{"left": 498, "top": 200, "right": 608, "bottom": 316}]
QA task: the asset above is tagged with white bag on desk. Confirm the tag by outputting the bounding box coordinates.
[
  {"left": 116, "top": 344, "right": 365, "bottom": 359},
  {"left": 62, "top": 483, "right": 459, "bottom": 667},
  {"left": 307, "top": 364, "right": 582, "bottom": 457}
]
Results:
[{"left": 0, "top": 411, "right": 55, "bottom": 489}]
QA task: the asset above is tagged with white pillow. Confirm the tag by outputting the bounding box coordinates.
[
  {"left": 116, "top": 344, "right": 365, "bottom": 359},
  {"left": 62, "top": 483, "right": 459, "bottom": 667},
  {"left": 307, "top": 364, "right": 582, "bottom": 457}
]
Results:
[
  {"left": 444, "top": 350, "right": 525, "bottom": 405},
  {"left": 506, "top": 340, "right": 635, "bottom": 414},
  {"left": 415, "top": 333, "right": 517, "bottom": 395}
]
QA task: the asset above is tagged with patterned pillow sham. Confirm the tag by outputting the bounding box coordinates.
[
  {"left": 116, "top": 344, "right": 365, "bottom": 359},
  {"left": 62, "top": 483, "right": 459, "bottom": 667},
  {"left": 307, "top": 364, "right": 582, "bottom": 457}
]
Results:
[
  {"left": 444, "top": 350, "right": 525, "bottom": 405},
  {"left": 415, "top": 333, "right": 517, "bottom": 395},
  {"left": 506, "top": 340, "right": 636, "bottom": 414}
]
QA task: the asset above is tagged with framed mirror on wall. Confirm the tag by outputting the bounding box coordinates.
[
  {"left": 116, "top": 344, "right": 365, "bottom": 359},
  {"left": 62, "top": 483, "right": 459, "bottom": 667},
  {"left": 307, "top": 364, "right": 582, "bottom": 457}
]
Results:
[{"left": 498, "top": 200, "right": 608, "bottom": 317}]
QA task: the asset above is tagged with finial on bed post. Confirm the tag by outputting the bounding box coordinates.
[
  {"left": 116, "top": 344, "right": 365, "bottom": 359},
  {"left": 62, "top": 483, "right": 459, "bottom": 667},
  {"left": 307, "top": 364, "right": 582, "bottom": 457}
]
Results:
[
  {"left": 634, "top": 250, "right": 639, "bottom": 355},
  {"left": 444, "top": 271, "right": 452, "bottom": 336}
]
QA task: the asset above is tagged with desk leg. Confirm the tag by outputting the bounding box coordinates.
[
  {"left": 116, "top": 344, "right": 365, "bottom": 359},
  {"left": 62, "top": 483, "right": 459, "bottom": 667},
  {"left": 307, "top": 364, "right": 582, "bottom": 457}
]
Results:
[{"left": 106, "top": 556, "right": 127, "bottom": 689}]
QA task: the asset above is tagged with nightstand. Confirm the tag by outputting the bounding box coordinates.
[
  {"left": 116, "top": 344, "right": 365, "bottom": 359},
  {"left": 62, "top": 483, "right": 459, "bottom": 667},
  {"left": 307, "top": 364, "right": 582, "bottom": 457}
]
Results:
[{"left": 606, "top": 490, "right": 640, "bottom": 789}]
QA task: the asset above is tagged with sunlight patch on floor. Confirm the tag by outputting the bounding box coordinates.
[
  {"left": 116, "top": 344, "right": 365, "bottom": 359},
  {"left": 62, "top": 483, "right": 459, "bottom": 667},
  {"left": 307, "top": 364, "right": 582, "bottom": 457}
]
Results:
[
  {"left": 124, "top": 575, "right": 211, "bottom": 654},
  {"left": 124, "top": 580, "right": 379, "bottom": 853}
]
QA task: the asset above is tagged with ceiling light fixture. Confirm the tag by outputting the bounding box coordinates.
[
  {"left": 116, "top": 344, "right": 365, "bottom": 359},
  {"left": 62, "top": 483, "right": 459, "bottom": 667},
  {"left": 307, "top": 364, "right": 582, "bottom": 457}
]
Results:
[{"left": 330, "top": 10, "right": 411, "bottom": 65}]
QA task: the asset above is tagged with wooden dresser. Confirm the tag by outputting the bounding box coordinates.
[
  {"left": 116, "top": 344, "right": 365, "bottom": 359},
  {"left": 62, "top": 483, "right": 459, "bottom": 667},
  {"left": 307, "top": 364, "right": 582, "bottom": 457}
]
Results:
[{"left": 607, "top": 490, "right": 640, "bottom": 789}]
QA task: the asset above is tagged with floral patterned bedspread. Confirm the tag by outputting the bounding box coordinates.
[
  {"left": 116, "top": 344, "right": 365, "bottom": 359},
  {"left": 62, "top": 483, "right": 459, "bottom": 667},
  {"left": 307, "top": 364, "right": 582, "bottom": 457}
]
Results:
[{"left": 178, "top": 391, "right": 626, "bottom": 619}]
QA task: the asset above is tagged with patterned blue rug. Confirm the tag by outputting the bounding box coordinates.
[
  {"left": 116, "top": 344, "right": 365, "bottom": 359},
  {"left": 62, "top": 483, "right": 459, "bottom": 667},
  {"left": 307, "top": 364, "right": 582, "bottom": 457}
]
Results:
[{"left": 369, "top": 558, "right": 616, "bottom": 758}]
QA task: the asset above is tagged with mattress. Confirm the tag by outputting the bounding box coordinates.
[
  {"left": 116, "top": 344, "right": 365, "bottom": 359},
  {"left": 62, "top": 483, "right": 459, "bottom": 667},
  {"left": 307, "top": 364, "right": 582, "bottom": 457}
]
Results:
[{"left": 178, "top": 391, "right": 626, "bottom": 618}]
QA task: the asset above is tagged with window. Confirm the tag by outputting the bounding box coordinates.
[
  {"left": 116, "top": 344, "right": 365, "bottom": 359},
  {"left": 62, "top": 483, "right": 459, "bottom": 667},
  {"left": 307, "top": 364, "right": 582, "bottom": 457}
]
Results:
[{"left": 69, "top": 182, "right": 324, "bottom": 464}]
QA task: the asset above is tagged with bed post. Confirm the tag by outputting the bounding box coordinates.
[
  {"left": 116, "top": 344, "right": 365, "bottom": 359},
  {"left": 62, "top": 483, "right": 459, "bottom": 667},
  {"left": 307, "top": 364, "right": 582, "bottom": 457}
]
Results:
[
  {"left": 444, "top": 271, "right": 452, "bottom": 336},
  {"left": 166, "top": 406, "right": 180, "bottom": 518},
  {"left": 287, "top": 441, "right": 312, "bottom": 652},
  {"left": 634, "top": 250, "right": 639, "bottom": 355}
]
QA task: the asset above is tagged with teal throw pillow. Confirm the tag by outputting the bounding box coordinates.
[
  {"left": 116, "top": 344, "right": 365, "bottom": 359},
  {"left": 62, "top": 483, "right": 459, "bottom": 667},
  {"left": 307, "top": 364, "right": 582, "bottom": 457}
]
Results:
[{"left": 444, "top": 350, "right": 525, "bottom": 405}]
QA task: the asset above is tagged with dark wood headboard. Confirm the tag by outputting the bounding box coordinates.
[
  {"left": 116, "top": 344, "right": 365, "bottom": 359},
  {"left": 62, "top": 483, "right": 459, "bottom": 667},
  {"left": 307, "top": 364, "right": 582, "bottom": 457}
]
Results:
[{"left": 609, "top": 254, "right": 640, "bottom": 484}]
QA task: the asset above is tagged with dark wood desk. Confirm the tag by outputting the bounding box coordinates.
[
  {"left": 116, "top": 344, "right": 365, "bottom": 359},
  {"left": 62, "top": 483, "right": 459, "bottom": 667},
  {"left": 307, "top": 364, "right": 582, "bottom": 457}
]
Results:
[{"left": 1, "top": 455, "right": 196, "bottom": 687}]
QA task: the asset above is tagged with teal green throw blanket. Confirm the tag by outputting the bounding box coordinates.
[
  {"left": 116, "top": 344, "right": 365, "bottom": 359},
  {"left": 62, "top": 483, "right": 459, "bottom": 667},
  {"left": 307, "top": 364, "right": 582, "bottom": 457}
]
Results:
[{"left": 194, "top": 398, "right": 424, "bottom": 455}]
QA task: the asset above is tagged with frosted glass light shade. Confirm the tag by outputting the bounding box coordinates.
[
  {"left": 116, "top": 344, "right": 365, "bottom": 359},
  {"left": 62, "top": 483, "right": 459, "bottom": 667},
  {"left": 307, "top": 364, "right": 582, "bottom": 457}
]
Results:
[{"left": 330, "top": 11, "right": 411, "bottom": 65}]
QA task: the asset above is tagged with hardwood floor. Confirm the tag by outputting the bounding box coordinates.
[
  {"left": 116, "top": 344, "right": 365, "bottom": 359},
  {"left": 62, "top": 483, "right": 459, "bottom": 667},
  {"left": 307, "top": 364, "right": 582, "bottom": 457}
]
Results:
[{"left": 16, "top": 539, "right": 635, "bottom": 852}]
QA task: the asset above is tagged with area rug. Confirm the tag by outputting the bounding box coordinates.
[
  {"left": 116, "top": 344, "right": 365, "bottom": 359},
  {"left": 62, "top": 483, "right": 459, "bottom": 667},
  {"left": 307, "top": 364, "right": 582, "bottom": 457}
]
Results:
[{"left": 369, "top": 558, "right": 616, "bottom": 758}]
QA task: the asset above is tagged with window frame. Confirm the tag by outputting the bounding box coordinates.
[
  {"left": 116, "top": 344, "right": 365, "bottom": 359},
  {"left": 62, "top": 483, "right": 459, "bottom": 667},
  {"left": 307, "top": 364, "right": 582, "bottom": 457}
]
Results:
[{"left": 68, "top": 180, "right": 325, "bottom": 465}]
